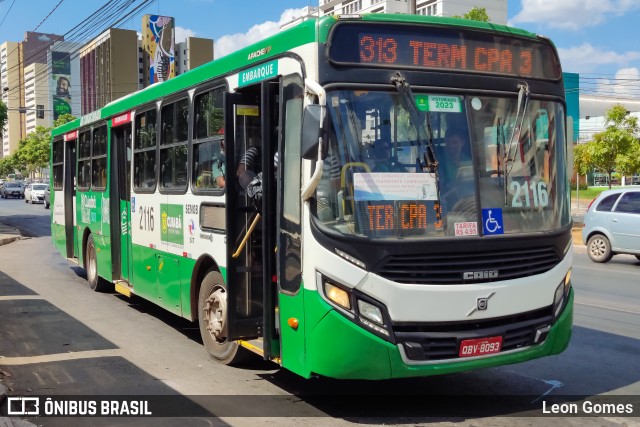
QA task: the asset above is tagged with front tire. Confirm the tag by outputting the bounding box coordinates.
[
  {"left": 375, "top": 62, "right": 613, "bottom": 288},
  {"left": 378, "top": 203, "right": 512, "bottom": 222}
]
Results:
[
  {"left": 635, "top": 255, "right": 640, "bottom": 262},
  {"left": 45, "top": 201, "right": 50, "bottom": 209},
  {"left": 587, "top": 234, "right": 613, "bottom": 263},
  {"left": 86, "top": 234, "right": 109, "bottom": 291},
  {"left": 198, "top": 270, "right": 248, "bottom": 365}
]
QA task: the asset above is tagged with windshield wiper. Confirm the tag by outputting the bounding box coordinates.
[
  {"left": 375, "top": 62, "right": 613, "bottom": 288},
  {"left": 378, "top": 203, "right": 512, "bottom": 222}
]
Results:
[
  {"left": 501, "top": 82, "right": 530, "bottom": 206},
  {"left": 390, "top": 73, "right": 438, "bottom": 172}
]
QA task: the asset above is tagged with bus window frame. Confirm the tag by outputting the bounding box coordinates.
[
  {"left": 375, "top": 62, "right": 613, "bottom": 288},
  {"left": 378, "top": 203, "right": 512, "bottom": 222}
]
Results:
[
  {"left": 191, "top": 81, "right": 228, "bottom": 196},
  {"left": 133, "top": 105, "right": 159, "bottom": 194},
  {"left": 91, "top": 124, "right": 108, "bottom": 192},
  {"left": 52, "top": 138, "right": 64, "bottom": 190},
  {"left": 77, "top": 129, "right": 92, "bottom": 191},
  {"left": 159, "top": 94, "right": 190, "bottom": 195}
]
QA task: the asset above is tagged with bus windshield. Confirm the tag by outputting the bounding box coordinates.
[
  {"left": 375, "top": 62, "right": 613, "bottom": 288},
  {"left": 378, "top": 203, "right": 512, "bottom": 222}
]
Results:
[{"left": 312, "top": 89, "right": 570, "bottom": 239}]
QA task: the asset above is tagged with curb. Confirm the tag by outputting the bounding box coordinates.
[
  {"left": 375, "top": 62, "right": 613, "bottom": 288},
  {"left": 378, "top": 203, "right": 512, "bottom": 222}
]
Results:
[
  {"left": 0, "top": 224, "right": 21, "bottom": 247},
  {"left": 0, "top": 236, "right": 20, "bottom": 246}
]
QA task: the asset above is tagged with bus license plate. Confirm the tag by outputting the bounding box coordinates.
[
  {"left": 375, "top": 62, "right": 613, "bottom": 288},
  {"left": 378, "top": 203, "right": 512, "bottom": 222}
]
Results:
[{"left": 459, "top": 336, "right": 502, "bottom": 357}]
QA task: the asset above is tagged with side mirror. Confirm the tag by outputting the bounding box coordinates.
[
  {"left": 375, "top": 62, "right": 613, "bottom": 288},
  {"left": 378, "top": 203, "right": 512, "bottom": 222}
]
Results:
[{"left": 301, "top": 104, "right": 325, "bottom": 160}]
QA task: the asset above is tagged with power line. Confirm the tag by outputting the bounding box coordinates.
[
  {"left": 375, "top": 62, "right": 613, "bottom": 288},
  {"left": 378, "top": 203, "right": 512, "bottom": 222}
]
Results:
[
  {"left": 0, "top": 0, "right": 16, "bottom": 27},
  {"left": 32, "top": 0, "right": 66, "bottom": 32},
  {"left": 2, "top": 0, "right": 156, "bottom": 102}
]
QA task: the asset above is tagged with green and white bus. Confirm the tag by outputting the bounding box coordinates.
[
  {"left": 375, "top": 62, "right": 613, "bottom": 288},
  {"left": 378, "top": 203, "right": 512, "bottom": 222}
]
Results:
[{"left": 50, "top": 14, "right": 573, "bottom": 380}]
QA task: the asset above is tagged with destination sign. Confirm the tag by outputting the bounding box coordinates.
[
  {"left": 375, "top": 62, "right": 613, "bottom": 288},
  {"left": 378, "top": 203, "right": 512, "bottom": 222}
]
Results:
[
  {"left": 356, "top": 200, "right": 443, "bottom": 236},
  {"left": 329, "top": 23, "right": 561, "bottom": 80}
]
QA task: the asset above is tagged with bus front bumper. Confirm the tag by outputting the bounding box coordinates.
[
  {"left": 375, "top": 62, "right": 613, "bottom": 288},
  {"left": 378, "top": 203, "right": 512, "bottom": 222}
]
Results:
[{"left": 305, "top": 289, "right": 573, "bottom": 380}]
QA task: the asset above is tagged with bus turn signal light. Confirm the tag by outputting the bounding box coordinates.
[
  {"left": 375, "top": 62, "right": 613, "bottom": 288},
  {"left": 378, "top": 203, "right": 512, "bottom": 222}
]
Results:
[{"left": 288, "top": 318, "right": 299, "bottom": 330}]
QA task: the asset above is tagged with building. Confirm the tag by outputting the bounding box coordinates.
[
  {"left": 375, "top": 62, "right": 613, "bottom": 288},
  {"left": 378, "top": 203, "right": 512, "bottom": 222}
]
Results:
[
  {"left": 80, "top": 28, "right": 139, "bottom": 115},
  {"left": 317, "top": 0, "right": 507, "bottom": 24},
  {"left": 1, "top": 32, "right": 63, "bottom": 158},
  {"left": 175, "top": 37, "right": 214, "bottom": 75},
  {"left": 141, "top": 15, "right": 176, "bottom": 87},
  {"left": 1, "top": 41, "right": 21, "bottom": 158},
  {"left": 22, "top": 62, "right": 49, "bottom": 135}
]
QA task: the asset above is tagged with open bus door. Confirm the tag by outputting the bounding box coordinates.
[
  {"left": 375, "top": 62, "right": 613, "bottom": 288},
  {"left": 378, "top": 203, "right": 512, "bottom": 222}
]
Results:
[
  {"left": 224, "top": 79, "right": 280, "bottom": 359},
  {"left": 63, "top": 134, "right": 78, "bottom": 259},
  {"left": 109, "top": 115, "right": 133, "bottom": 282}
]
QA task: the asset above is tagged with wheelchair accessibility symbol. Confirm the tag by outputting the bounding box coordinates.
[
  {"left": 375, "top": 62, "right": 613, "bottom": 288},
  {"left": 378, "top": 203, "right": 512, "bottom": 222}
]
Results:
[{"left": 482, "top": 208, "right": 504, "bottom": 235}]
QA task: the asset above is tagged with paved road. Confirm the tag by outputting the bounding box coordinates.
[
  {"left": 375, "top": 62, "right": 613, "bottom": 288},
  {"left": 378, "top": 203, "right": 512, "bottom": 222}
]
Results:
[{"left": 1, "top": 204, "right": 639, "bottom": 426}]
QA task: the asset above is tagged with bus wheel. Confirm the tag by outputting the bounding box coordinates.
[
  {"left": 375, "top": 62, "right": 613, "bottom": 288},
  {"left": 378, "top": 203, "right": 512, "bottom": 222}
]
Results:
[
  {"left": 198, "top": 270, "right": 248, "bottom": 365},
  {"left": 86, "top": 234, "right": 109, "bottom": 292}
]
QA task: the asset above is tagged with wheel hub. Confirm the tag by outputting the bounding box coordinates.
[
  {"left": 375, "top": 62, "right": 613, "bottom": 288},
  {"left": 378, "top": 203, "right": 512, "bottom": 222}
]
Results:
[{"left": 204, "top": 289, "right": 226, "bottom": 341}]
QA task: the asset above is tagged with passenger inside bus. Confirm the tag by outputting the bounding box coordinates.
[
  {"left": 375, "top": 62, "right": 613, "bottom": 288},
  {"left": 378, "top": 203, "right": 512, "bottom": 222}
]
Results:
[
  {"left": 211, "top": 129, "right": 226, "bottom": 188},
  {"left": 364, "top": 140, "right": 405, "bottom": 172}
]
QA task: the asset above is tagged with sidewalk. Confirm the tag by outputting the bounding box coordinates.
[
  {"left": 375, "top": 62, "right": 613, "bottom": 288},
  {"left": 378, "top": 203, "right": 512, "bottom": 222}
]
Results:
[{"left": 1, "top": 228, "right": 38, "bottom": 427}]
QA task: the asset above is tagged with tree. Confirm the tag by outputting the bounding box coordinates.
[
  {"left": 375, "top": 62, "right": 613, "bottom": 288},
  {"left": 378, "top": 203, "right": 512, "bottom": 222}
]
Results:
[
  {"left": 0, "top": 100, "right": 7, "bottom": 138},
  {"left": 0, "top": 155, "right": 16, "bottom": 177},
  {"left": 16, "top": 126, "right": 51, "bottom": 179},
  {"left": 453, "top": 7, "right": 490, "bottom": 22},
  {"left": 53, "top": 113, "right": 76, "bottom": 128},
  {"left": 578, "top": 104, "right": 640, "bottom": 189}
]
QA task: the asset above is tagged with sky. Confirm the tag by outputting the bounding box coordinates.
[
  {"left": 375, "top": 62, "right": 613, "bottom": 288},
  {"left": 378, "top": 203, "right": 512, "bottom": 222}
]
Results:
[{"left": 0, "top": 0, "right": 639, "bottom": 99}]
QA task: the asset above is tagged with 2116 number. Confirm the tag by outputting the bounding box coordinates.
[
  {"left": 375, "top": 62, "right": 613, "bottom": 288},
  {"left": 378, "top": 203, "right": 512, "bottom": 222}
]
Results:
[{"left": 139, "top": 206, "right": 154, "bottom": 231}]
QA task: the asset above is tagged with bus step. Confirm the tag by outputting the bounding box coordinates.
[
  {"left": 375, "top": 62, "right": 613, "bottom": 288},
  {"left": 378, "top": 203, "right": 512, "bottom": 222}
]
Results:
[
  {"left": 239, "top": 338, "right": 264, "bottom": 357},
  {"left": 114, "top": 281, "right": 134, "bottom": 298},
  {"left": 66, "top": 257, "right": 79, "bottom": 265}
]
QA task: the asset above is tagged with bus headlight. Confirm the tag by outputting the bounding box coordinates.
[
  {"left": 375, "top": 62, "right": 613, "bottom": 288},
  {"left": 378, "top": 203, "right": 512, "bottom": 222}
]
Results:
[
  {"left": 357, "top": 300, "right": 383, "bottom": 324},
  {"left": 324, "top": 281, "right": 351, "bottom": 310},
  {"left": 553, "top": 268, "right": 572, "bottom": 318},
  {"left": 357, "top": 300, "right": 389, "bottom": 337},
  {"left": 317, "top": 272, "right": 393, "bottom": 341}
]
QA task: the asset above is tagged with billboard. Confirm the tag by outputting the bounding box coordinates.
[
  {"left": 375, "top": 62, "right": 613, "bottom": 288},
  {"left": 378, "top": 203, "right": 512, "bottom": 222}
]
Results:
[
  {"left": 51, "top": 51, "right": 72, "bottom": 121},
  {"left": 142, "top": 15, "right": 175, "bottom": 85}
]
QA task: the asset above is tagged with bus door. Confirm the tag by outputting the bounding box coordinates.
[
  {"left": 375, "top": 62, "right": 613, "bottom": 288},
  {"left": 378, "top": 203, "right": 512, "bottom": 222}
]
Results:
[
  {"left": 109, "top": 115, "right": 133, "bottom": 282},
  {"left": 63, "top": 135, "right": 78, "bottom": 259},
  {"left": 224, "top": 79, "right": 280, "bottom": 351}
]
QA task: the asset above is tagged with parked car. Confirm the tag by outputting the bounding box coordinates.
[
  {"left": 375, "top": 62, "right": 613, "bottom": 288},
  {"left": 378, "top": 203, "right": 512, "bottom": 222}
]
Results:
[
  {"left": 25, "top": 183, "right": 48, "bottom": 204},
  {"left": 0, "top": 182, "right": 25, "bottom": 199},
  {"left": 44, "top": 185, "right": 51, "bottom": 209},
  {"left": 582, "top": 187, "right": 640, "bottom": 263}
]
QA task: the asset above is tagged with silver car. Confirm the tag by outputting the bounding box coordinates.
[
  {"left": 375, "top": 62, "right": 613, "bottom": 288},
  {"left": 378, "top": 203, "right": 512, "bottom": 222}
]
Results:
[{"left": 582, "top": 187, "right": 640, "bottom": 263}]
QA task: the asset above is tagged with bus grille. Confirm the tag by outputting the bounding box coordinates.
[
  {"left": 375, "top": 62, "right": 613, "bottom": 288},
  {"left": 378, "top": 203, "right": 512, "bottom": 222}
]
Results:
[
  {"left": 394, "top": 307, "right": 554, "bottom": 361},
  {"left": 374, "top": 246, "right": 560, "bottom": 284}
]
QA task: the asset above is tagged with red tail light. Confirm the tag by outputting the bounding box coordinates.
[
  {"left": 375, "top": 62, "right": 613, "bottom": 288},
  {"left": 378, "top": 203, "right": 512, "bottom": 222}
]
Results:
[{"left": 586, "top": 198, "right": 596, "bottom": 211}]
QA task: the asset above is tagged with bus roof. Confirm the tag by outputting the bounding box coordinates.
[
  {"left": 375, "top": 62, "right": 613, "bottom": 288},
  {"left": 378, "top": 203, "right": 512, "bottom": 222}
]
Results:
[{"left": 52, "top": 14, "right": 546, "bottom": 138}]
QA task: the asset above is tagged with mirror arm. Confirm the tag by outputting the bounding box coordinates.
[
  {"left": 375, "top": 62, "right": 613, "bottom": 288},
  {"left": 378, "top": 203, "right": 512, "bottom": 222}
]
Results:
[{"left": 301, "top": 78, "right": 326, "bottom": 202}]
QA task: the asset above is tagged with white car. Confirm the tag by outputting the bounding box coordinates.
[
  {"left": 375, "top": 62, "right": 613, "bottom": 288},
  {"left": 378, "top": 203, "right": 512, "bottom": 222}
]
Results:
[{"left": 25, "top": 183, "right": 48, "bottom": 204}]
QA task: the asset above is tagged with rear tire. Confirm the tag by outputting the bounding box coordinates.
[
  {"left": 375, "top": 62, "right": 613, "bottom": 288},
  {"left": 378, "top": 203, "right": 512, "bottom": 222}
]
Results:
[
  {"left": 198, "top": 270, "right": 249, "bottom": 365},
  {"left": 587, "top": 234, "right": 613, "bottom": 263},
  {"left": 86, "top": 234, "right": 109, "bottom": 292}
]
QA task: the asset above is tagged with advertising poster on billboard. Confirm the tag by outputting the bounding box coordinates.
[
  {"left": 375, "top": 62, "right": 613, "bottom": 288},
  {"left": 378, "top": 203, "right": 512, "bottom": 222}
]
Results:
[
  {"left": 51, "top": 51, "right": 72, "bottom": 120},
  {"left": 142, "top": 15, "right": 175, "bottom": 85}
]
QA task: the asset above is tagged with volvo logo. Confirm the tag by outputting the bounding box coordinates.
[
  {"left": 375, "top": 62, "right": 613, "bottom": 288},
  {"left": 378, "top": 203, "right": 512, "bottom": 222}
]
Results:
[
  {"left": 466, "top": 292, "right": 496, "bottom": 317},
  {"left": 463, "top": 270, "right": 499, "bottom": 281}
]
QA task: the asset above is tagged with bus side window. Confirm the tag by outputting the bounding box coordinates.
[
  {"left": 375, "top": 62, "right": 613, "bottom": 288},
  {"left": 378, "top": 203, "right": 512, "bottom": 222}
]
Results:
[{"left": 134, "top": 108, "right": 158, "bottom": 191}]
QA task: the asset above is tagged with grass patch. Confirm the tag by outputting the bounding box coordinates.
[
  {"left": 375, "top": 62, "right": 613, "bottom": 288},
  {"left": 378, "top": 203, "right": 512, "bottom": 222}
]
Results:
[{"left": 571, "top": 186, "right": 618, "bottom": 199}]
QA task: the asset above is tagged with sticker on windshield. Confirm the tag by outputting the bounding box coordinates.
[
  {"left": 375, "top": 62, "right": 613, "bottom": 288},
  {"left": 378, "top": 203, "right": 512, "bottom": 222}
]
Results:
[
  {"left": 454, "top": 222, "right": 478, "bottom": 236},
  {"left": 414, "top": 95, "right": 462, "bottom": 113},
  {"left": 354, "top": 173, "right": 438, "bottom": 201},
  {"left": 482, "top": 208, "right": 504, "bottom": 235}
]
